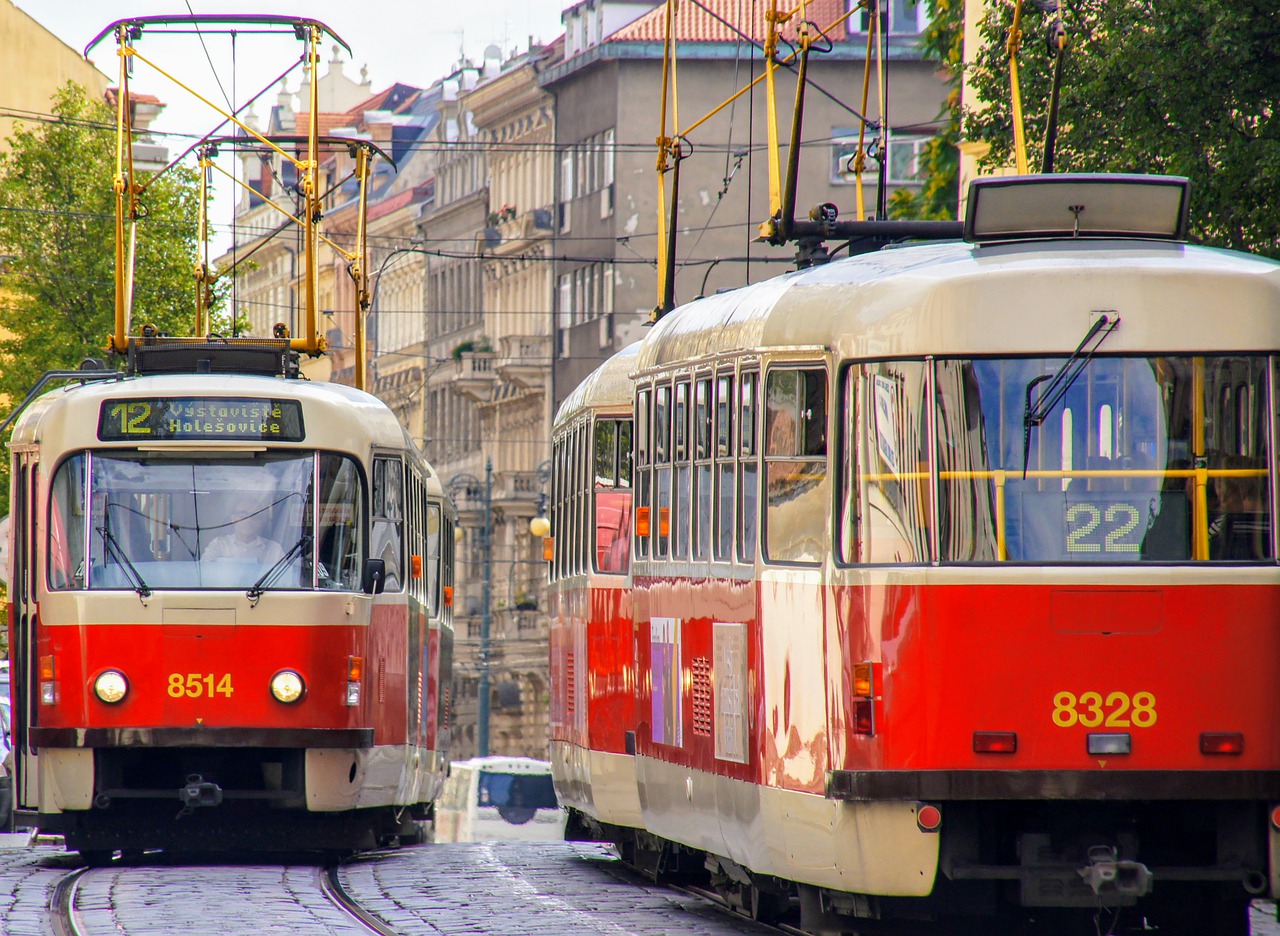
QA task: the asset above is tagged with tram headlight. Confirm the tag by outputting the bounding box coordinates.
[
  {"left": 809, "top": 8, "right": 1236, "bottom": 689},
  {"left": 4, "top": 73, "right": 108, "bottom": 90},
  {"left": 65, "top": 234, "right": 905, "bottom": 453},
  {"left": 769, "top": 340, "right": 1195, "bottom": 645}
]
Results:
[
  {"left": 93, "top": 670, "right": 129, "bottom": 704},
  {"left": 270, "top": 669, "right": 305, "bottom": 704}
]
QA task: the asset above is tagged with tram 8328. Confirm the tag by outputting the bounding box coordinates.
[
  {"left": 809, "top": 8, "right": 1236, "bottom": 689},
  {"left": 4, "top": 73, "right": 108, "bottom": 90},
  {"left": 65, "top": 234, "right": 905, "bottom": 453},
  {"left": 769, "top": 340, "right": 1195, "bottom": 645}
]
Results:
[
  {"left": 547, "top": 175, "right": 1280, "bottom": 935},
  {"left": 7, "top": 368, "right": 455, "bottom": 858}
]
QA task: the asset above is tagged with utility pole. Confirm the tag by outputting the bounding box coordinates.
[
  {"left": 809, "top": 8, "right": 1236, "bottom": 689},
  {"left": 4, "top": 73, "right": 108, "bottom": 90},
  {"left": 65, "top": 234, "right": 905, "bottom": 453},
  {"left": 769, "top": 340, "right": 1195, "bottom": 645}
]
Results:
[
  {"left": 448, "top": 458, "right": 493, "bottom": 757},
  {"left": 478, "top": 456, "right": 492, "bottom": 756}
]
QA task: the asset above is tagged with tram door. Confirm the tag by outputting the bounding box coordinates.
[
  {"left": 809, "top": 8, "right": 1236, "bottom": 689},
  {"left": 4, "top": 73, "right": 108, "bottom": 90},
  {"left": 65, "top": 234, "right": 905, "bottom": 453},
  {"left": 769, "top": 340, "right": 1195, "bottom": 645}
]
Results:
[{"left": 9, "top": 454, "right": 38, "bottom": 813}]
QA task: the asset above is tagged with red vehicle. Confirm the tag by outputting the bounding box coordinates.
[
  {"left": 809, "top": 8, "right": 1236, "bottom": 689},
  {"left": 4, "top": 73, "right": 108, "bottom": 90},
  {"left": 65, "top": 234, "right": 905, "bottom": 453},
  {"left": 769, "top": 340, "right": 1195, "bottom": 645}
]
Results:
[
  {"left": 548, "top": 343, "right": 643, "bottom": 844},
  {"left": 546, "top": 175, "right": 1280, "bottom": 934},
  {"left": 6, "top": 360, "right": 456, "bottom": 859}
]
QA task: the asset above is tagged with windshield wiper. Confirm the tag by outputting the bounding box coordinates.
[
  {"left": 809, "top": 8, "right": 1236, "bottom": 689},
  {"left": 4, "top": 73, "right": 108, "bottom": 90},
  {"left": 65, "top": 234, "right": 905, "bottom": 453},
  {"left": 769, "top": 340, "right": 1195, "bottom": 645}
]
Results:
[
  {"left": 96, "top": 525, "right": 151, "bottom": 598},
  {"left": 247, "top": 534, "right": 310, "bottom": 603},
  {"left": 1021, "top": 313, "right": 1120, "bottom": 477}
]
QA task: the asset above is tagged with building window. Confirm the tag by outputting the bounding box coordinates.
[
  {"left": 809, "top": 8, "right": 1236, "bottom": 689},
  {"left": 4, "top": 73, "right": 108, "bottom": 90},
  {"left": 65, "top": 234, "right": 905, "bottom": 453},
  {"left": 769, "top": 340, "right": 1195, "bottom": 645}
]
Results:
[
  {"left": 831, "top": 130, "right": 932, "bottom": 187},
  {"left": 853, "top": 0, "right": 927, "bottom": 34}
]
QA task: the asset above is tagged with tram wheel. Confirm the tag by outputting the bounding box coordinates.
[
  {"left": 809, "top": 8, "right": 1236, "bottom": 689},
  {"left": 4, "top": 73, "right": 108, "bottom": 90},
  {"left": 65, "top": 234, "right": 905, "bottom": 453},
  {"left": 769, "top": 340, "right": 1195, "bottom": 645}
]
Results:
[
  {"left": 78, "top": 850, "right": 115, "bottom": 868},
  {"left": 748, "top": 886, "right": 789, "bottom": 925}
]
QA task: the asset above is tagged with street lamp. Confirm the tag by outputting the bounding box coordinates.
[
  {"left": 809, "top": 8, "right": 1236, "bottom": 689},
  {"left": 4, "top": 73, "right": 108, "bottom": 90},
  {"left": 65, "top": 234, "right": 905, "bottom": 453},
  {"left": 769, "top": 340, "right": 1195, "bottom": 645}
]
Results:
[{"left": 446, "top": 459, "right": 493, "bottom": 757}]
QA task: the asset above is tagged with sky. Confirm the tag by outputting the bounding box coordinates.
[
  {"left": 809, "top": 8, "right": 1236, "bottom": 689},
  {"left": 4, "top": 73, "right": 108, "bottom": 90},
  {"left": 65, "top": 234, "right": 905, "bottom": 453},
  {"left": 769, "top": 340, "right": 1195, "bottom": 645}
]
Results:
[{"left": 22, "top": 0, "right": 571, "bottom": 252}]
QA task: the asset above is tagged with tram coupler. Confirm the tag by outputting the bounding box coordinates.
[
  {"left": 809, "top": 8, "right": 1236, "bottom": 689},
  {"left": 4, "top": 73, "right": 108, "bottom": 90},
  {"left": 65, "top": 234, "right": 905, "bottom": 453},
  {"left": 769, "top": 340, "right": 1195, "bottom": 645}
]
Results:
[
  {"left": 1077, "top": 845, "right": 1153, "bottom": 898},
  {"left": 178, "top": 775, "right": 224, "bottom": 808}
]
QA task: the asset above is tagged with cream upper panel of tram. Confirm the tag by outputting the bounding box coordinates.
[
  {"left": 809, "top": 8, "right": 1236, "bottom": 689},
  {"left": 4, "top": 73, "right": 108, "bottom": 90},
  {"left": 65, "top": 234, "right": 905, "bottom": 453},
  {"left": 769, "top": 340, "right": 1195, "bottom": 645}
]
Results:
[
  {"left": 11, "top": 373, "right": 410, "bottom": 457},
  {"left": 554, "top": 341, "right": 640, "bottom": 434},
  {"left": 636, "top": 240, "right": 1280, "bottom": 369}
]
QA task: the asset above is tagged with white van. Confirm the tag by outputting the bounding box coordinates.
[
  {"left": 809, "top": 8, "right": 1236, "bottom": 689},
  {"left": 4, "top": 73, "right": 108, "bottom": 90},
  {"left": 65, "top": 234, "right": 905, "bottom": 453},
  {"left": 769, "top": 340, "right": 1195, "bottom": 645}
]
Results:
[{"left": 433, "top": 757, "right": 566, "bottom": 843}]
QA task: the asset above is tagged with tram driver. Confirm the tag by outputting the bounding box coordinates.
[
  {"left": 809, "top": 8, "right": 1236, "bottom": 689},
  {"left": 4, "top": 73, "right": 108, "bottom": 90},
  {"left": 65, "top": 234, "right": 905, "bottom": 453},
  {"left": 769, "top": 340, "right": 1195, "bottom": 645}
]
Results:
[{"left": 202, "top": 491, "right": 286, "bottom": 566}]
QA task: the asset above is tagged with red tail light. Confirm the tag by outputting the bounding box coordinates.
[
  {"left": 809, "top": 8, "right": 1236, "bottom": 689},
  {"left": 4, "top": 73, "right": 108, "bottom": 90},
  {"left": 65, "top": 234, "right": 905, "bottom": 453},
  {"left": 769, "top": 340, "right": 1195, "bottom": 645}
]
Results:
[
  {"left": 1200, "top": 732, "right": 1244, "bottom": 755},
  {"left": 973, "top": 731, "right": 1017, "bottom": 754},
  {"left": 853, "top": 699, "right": 874, "bottom": 735}
]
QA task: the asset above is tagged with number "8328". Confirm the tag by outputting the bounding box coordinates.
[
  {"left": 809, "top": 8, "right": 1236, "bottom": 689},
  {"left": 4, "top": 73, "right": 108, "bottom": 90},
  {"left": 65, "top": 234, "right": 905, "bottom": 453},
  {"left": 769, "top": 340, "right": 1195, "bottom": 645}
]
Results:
[{"left": 1052, "top": 691, "right": 1156, "bottom": 728}]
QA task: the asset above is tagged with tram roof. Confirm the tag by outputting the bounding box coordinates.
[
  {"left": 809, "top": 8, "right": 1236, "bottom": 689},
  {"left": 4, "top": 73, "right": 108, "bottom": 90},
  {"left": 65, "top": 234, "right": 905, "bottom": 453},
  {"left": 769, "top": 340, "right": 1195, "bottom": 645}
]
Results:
[
  {"left": 9, "top": 372, "right": 423, "bottom": 463},
  {"left": 554, "top": 341, "right": 640, "bottom": 431},
  {"left": 635, "top": 238, "right": 1280, "bottom": 373}
]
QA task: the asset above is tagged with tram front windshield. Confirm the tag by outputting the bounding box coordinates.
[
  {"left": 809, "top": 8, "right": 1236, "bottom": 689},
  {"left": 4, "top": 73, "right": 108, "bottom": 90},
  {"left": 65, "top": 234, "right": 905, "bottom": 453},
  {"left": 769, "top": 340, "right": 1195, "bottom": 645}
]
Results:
[{"left": 48, "top": 451, "right": 364, "bottom": 591}]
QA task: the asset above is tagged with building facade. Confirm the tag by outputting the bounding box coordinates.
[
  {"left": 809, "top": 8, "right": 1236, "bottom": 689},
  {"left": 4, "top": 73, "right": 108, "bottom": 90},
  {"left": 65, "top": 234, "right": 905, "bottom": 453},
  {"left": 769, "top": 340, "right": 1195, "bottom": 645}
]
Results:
[{"left": 545, "top": 0, "right": 949, "bottom": 404}]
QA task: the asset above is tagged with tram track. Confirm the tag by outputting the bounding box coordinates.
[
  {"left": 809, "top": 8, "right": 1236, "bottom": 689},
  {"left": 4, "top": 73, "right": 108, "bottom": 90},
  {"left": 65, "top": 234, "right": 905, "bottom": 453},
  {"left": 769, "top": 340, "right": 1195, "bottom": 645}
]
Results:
[
  {"left": 49, "top": 867, "right": 90, "bottom": 936},
  {"left": 320, "top": 861, "right": 399, "bottom": 935}
]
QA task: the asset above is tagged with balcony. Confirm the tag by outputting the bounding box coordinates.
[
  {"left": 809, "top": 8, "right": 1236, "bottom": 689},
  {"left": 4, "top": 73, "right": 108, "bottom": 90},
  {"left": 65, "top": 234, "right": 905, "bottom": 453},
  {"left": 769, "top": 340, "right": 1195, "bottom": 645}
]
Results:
[
  {"left": 450, "top": 351, "right": 496, "bottom": 402},
  {"left": 496, "top": 334, "right": 551, "bottom": 390},
  {"left": 490, "top": 469, "right": 544, "bottom": 518},
  {"left": 490, "top": 207, "right": 555, "bottom": 254}
]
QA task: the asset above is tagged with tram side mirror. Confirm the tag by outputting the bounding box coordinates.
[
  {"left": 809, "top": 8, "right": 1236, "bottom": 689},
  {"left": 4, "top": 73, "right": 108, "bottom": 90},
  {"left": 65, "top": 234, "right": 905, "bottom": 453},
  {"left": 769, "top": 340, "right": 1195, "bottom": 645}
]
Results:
[{"left": 362, "top": 559, "right": 386, "bottom": 595}]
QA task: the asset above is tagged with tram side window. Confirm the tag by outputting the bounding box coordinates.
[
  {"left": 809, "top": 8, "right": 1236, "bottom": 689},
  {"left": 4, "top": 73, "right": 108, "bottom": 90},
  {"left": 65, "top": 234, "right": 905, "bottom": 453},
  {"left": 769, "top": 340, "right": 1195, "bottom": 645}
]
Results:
[
  {"left": 840, "top": 361, "right": 930, "bottom": 564},
  {"left": 317, "top": 454, "right": 365, "bottom": 590},
  {"left": 427, "top": 504, "right": 442, "bottom": 617},
  {"left": 654, "top": 383, "right": 672, "bottom": 557},
  {"left": 372, "top": 457, "right": 405, "bottom": 592},
  {"left": 49, "top": 454, "right": 87, "bottom": 590},
  {"left": 594, "top": 418, "right": 633, "bottom": 573},
  {"left": 714, "top": 373, "right": 735, "bottom": 561},
  {"left": 635, "top": 389, "right": 651, "bottom": 559},
  {"left": 692, "top": 377, "right": 712, "bottom": 561},
  {"left": 763, "top": 368, "right": 829, "bottom": 563},
  {"left": 673, "top": 380, "right": 691, "bottom": 559},
  {"left": 738, "top": 371, "right": 759, "bottom": 563}
]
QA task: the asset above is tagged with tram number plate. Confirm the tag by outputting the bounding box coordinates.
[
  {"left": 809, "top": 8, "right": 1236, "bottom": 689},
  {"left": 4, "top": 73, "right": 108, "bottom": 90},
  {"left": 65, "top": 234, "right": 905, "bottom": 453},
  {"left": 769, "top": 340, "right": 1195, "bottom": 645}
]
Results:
[
  {"left": 1052, "top": 691, "right": 1156, "bottom": 728},
  {"left": 168, "top": 673, "right": 234, "bottom": 699}
]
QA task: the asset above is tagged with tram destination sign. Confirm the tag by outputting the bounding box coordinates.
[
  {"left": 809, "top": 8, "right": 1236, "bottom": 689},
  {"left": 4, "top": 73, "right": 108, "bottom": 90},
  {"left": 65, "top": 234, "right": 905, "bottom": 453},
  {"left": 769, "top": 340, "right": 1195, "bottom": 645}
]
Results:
[{"left": 98, "top": 397, "right": 305, "bottom": 442}]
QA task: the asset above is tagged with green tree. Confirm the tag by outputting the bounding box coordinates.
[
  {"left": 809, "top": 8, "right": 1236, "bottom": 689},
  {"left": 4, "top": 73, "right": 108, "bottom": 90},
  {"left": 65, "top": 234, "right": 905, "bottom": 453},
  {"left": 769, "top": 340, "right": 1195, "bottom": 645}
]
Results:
[
  {"left": 0, "top": 83, "right": 218, "bottom": 513},
  {"left": 890, "top": 0, "right": 965, "bottom": 221},
  {"left": 965, "top": 0, "right": 1280, "bottom": 257}
]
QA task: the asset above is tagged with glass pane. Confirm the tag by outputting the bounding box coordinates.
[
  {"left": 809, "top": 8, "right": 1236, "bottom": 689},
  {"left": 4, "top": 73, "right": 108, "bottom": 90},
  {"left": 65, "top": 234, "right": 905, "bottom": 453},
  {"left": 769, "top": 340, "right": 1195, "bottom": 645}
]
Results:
[
  {"left": 655, "top": 385, "right": 671, "bottom": 463},
  {"left": 715, "top": 463, "right": 734, "bottom": 561},
  {"left": 936, "top": 355, "right": 1273, "bottom": 563},
  {"left": 693, "top": 464, "right": 711, "bottom": 560},
  {"left": 674, "top": 382, "right": 689, "bottom": 459},
  {"left": 596, "top": 489, "right": 632, "bottom": 573},
  {"left": 737, "top": 461, "right": 758, "bottom": 562},
  {"left": 86, "top": 452, "right": 315, "bottom": 590},
  {"left": 595, "top": 420, "right": 617, "bottom": 485},
  {"left": 673, "top": 465, "right": 690, "bottom": 558},
  {"left": 764, "top": 369, "right": 829, "bottom": 564},
  {"left": 317, "top": 454, "right": 364, "bottom": 589},
  {"left": 427, "top": 505, "right": 442, "bottom": 617},
  {"left": 740, "top": 372, "right": 757, "bottom": 456},
  {"left": 716, "top": 374, "right": 733, "bottom": 457},
  {"left": 851, "top": 361, "right": 931, "bottom": 563},
  {"left": 695, "top": 378, "right": 712, "bottom": 460},
  {"left": 618, "top": 421, "right": 633, "bottom": 487},
  {"left": 656, "top": 467, "right": 671, "bottom": 557},
  {"left": 49, "top": 455, "right": 87, "bottom": 590},
  {"left": 636, "top": 390, "right": 650, "bottom": 466}
]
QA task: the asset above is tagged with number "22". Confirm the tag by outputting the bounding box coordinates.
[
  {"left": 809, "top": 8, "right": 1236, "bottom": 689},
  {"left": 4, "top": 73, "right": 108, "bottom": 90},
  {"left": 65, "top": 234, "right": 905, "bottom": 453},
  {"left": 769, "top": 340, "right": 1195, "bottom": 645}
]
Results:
[{"left": 1053, "top": 690, "right": 1156, "bottom": 728}]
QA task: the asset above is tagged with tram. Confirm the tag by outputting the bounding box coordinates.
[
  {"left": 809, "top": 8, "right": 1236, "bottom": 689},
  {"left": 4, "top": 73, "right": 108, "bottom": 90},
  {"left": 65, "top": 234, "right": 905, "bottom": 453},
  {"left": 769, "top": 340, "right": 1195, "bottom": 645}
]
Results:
[
  {"left": 546, "top": 174, "right": 1280, "bottom": 934},
  {"left": 6, "top": 361, "right": 456, "bottom": 857},
  {"left": 548, "top": 343, "right": 643, "bottom": 842}
]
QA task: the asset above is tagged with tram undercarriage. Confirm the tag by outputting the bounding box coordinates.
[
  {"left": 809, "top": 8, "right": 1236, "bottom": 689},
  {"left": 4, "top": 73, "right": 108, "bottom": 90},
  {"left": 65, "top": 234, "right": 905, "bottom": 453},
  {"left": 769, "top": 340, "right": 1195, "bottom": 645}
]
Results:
[
  {"left": 569, "top": 798, "right": 1268, "bottom": 935},
  {"left": 34, "top": 745, "right": 426, "bottom": 857}
]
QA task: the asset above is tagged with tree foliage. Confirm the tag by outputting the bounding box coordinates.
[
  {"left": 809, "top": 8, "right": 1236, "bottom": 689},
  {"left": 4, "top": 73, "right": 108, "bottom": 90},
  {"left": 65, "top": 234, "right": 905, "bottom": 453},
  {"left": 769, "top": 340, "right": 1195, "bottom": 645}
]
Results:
[
  {"left": 0, "top": 83, "right": 218, "bottom": 513},
  {"left": 890, "top": 0, "right": 965, "bottom": 221},
  {"left": 965, "top": 0, "right": 1280, "bottom": 257},
  {"left": 0, "top": 84, "right": 213, "bottom": 395}
]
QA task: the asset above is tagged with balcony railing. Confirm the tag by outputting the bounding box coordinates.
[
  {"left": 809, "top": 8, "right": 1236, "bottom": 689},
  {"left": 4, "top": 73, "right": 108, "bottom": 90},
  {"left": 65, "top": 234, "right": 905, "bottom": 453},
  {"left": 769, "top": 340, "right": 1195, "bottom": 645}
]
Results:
[
  {"left": 496, "top": 334, "right": 551, "bottom": 390},
  {"left": 451, "top": 351, "right": 496, "bottom": 402}
]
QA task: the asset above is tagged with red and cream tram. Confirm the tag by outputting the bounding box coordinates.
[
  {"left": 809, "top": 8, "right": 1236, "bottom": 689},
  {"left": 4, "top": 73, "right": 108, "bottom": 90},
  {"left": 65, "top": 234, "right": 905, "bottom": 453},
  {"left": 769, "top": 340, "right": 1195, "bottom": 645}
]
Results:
[
  {"left": 6, "top": 365, "right": 455, "bottom": 858},
  {"left": 548, "top": 343, "right": 644, "bottom": 842},
  {"left": 548, "top": 174, "right": 1280, "bottom": 934}
]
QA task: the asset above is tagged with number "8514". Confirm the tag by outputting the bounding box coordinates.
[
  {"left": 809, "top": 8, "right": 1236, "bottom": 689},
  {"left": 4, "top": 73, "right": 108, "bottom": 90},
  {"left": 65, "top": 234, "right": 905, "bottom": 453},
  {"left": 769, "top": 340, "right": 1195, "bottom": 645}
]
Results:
[{"left": 1053, "top": 691, "right": 1156, "bottom": 728}]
